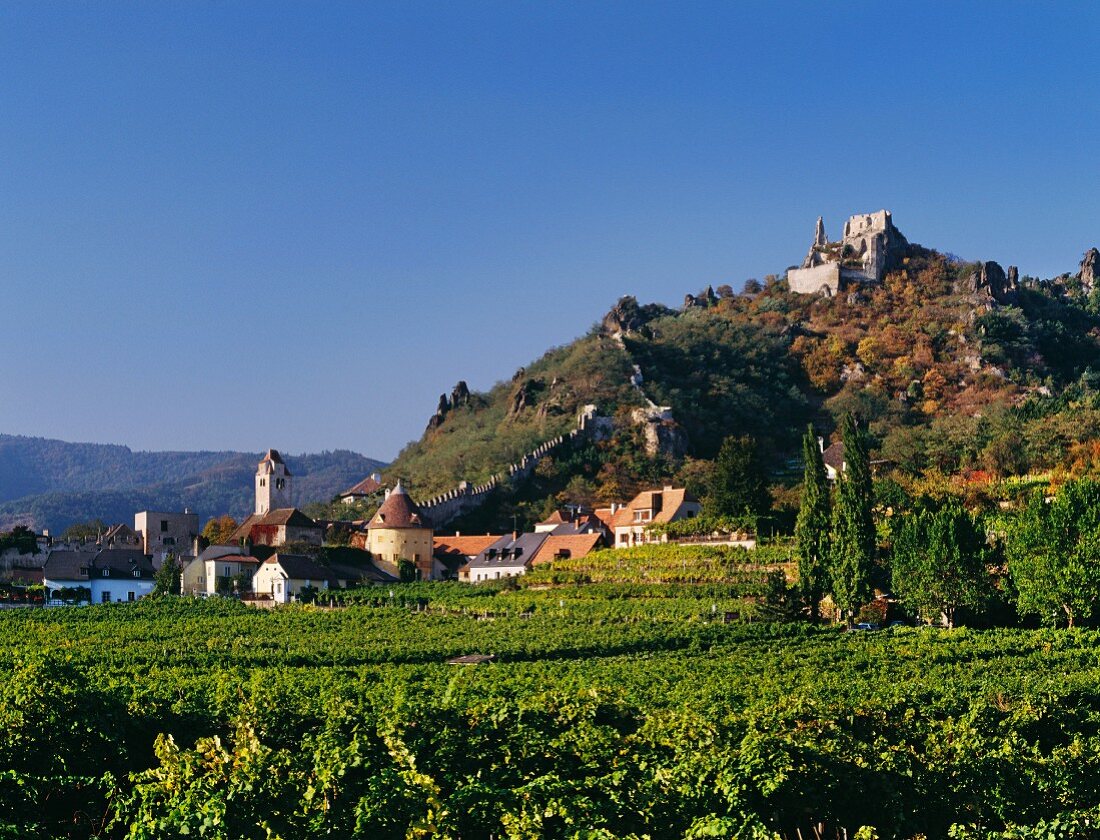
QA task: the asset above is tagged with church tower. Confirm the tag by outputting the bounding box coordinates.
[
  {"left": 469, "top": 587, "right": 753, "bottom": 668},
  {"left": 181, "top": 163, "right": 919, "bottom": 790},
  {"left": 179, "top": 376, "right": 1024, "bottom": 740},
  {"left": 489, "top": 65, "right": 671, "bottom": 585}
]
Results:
[{"left": 255, "top": 449, "right": 292, "bottom": 515}]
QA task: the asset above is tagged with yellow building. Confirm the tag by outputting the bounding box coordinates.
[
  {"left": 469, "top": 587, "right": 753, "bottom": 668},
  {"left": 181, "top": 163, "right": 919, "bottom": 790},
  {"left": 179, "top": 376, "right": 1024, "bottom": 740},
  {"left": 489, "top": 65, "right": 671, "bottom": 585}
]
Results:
[{"left": 366, "top": 481, "right": 436, "bottom": 580}]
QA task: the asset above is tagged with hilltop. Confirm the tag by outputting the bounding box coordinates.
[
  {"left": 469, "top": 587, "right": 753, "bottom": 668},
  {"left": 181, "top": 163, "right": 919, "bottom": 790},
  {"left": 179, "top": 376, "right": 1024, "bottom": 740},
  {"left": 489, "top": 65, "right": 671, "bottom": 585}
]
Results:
[
  {"left": 387, "top": 211, "right": 1100, "bottom": 527},
  {"left": 0, "top": 435, "right": 387, "bottom": 532}
]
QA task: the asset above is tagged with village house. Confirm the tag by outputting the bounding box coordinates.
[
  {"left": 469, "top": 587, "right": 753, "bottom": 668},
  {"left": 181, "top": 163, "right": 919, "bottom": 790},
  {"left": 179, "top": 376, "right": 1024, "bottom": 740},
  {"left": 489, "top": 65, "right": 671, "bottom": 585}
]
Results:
[
  {"left": 252, "top": 552, "right": 346, "bottom": 604},
  {"left": 529, "top": 532, "right": 603, "bottom": 566},
  {"left": 821, "top": 439, "right": 846, "bottom": 482},
  {"left": 533, "top": 507, "right": 608, "bottom": 538},
  {"left": 365, "top": 481, "right": 437, "bottom": 579},
  {"left": 180, "top": 544, "right": 260, "bottom": 597},
  {"left": 611, "top": 486, "right": 701, "bottom": 548},
  {"left": 461, "top": 531, "right": 550, "bottom": 584},
  {"left": 432, "top": 533, "right": 503, "bottom": 579},
  {"left": 338, "top": 472, "right": 384, "bottom": 505},
  {"left": 43, "top": 547, "right": 156, "bottom": 604},
  {"left": 134, "top": 510, "right": 200, "bottom": 558}
]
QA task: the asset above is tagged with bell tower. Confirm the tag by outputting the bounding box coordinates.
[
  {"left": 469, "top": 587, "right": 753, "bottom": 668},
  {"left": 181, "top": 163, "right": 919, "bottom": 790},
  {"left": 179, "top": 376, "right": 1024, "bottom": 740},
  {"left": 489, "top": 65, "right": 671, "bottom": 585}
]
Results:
[{"left": 255, "top": 449, "right": 292, "bottom": 515}]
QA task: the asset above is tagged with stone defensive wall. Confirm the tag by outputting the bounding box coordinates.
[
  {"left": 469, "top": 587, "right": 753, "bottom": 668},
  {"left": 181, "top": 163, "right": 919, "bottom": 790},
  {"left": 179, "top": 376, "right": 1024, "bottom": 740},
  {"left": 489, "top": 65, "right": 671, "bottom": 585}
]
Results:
[{"left": 419, "top": 406, "right": 601, "bottom": 528}]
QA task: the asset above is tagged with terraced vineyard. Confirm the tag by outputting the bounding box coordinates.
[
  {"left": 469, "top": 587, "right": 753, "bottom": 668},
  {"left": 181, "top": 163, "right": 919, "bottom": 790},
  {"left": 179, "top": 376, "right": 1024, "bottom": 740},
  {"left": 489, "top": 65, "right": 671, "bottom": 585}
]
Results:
[{"left": 2, "top": 591, "right": 1100, "bottom": 839}]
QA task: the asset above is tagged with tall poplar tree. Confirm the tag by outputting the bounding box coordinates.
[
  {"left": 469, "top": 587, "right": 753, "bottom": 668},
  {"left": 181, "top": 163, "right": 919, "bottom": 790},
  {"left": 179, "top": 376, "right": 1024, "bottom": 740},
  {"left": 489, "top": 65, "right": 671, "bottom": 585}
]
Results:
[
  {"left": 830, "top": 413, "right": 875, "bottom": 622},
  {"left": 795, "top": 425, "right": 830, "bottom": 621}
]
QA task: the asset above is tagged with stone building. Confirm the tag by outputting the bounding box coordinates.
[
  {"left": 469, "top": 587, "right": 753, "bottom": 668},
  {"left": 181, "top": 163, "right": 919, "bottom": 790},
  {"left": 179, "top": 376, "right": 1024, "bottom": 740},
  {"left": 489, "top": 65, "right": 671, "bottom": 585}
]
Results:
[
  {"left": 255, "top": 449, "right": 292, "bottom": 515},
  {"left": 134, "top": 510, "right": 199, "bottom": 558},
  {"left": 366, "top": 481, "right": 436, "bottom": 580},
  {"left": 787, "top": 210, "right": 909, "bottom": 296},
  {"left": 228, "top": 449, "right": 323, "bottom": 548}
]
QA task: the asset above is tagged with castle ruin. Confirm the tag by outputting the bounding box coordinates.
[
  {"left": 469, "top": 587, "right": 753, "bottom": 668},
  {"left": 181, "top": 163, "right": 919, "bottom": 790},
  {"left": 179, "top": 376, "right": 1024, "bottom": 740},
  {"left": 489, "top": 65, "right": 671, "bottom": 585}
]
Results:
[{"left": 787, "top": 210, "right": 909, "bottom": 296}]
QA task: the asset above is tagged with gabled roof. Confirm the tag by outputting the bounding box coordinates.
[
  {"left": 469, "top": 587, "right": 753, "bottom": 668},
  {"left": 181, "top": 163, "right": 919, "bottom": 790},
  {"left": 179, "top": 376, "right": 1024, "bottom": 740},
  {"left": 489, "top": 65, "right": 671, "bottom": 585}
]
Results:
[
  {"left": 197, "top": 544, "right": 248, "bottom": 562},
  {"left": 466, "top": 532, "right": 549, "bottom": 570},
  {"left": 259, "top": 448, "right": 292, "bottom": 476},
  {"left": 262, "top": 508, "right": 318, "bottom": 528},
  {"left": 368, "top": 482, "right": 429, "bottom": 530},
  {"left": 328, "top": 560, "right": 398, "bottom": 583},
  {"left": 822, "top": 441, "right": 845, "bottom": 473},
  {"left": 530, "top": 533, "right": 603, "bottom": 566},
  {"left": 228, "top": 509, "right": 321, "bottom": 542},
  {"left": 103, "top": 523, "right": 138, "bottom": 542},
  {"left": 433, "top": 535, "right": 502, "bottom": 560},
  {"left": 340, "top": 474, "right": 384, "bottom": 498},
  {"left": 264, "top": 553, "right": 343, "bottom": 585},
  {"left": 44, "top": 548, "right": 155, "bottom": 582},
  {"left": 42, "top": 549, "right": 98, "bottom": 581},
  {"left": 611, "top": 487, "right": 699, "bottom": 528}
]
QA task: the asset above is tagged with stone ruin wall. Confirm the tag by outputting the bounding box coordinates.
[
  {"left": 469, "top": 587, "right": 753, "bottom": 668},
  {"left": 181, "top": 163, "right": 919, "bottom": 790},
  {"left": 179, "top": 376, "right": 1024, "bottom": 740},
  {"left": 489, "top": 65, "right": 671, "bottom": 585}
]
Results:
[{"left": 418, "top": 405, "right": 606, "bottom": 528}]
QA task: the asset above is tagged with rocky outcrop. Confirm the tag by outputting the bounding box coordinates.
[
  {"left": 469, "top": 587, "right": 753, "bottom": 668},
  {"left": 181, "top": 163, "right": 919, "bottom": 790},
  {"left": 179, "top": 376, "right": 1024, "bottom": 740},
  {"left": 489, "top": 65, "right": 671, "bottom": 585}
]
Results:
[
  {"left": 631, "top": 406, "right": 689, "bottom": 459},
  {"left": 814, "top": 216, "right": 827, "bottom": 248},
  {"left": 1080, "top": 248, "right": 1100, "bottom": 292},
  {"left": 426, "top": 393, "right": 450, "bottom": 430},
  {"left": 599, "top": 296, "right": 674, "bottom": 337},
  {"left": 451, "top": 380, "right": 470, "bottom": 408},
  {"left": 427, "top": 380, "right": 473, "bottom": 430},
  {"left": 959, "top": 260, "right": 1018, "bottom": 304},
  {"left": 683, "top": 285, "right": 719, "bottom": 309}
]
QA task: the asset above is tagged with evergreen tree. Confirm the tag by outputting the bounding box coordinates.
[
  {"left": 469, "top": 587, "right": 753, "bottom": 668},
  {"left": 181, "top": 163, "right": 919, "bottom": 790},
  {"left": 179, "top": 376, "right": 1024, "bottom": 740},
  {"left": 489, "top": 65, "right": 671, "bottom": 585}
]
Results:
[
  {"left": 891, "top": 499, "right": 987, "bottom": 627},
  {"left": 794, "top": 425, "right": 830, "bottom": 621},
  {"left": 152, "top": 554, "right": 182, "bottom": 597},
  {"left": 704, "top": 435, "right": 770, "bottom": 521},
  {"left": 830, "top": 414, "right": 875, "bottom": 622}
]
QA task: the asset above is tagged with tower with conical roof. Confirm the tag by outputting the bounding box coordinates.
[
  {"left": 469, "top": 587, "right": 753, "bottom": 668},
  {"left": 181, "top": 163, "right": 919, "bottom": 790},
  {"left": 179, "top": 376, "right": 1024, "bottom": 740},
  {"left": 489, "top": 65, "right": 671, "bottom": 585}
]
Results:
[
  {"left": 255, "top": 449, "right": 292, "bottom": 515},
  {"left": 366, "top": 480, "right": 435, "bottom": 579}
]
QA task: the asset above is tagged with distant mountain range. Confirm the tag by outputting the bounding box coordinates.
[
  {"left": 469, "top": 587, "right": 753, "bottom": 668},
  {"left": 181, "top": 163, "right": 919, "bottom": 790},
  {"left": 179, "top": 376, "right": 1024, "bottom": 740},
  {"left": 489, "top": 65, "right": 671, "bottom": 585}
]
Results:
[{"left": 0, "top": 435, "right": 388, "bottom": 533}]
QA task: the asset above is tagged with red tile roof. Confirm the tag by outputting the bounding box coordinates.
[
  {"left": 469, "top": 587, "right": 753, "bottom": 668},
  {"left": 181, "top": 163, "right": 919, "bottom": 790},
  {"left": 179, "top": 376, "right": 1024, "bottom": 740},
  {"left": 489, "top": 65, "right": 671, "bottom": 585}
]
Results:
[
  {"left": 341, "top": 475, "right": 383, "bottom": 498},
  {"left": 530, "top": 533, "right": 603, "bottom": 566},
  {"left": 433, "top": 535, "right": 502, "bottom": 559}
]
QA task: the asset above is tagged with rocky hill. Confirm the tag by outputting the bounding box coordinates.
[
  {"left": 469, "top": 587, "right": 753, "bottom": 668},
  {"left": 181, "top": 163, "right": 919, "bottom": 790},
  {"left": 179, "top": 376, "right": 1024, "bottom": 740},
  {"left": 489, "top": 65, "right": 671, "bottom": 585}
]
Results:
[
  {"left": 387, "top": 212, "right": 1100, "bottom": 528},
  {"left": 0, "top": 436, "right": 387, "bottom": 532}
]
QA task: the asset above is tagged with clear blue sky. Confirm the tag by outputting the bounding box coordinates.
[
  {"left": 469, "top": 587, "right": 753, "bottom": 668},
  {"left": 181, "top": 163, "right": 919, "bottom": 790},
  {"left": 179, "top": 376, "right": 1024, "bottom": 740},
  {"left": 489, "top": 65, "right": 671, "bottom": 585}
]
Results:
[{"left": 2, "top": 2, "right": 1098, "bottom": 460}]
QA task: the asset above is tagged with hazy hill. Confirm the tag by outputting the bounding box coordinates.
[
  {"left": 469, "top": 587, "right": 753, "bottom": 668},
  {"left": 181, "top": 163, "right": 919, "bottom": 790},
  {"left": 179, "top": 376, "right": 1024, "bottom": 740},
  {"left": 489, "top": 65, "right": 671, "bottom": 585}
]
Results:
[
  {"left": 0, "top": 436, "right": 387, "bottom": 532},
  {"left": 387, "top": 237, "right": 1100, "bottom": 526}
]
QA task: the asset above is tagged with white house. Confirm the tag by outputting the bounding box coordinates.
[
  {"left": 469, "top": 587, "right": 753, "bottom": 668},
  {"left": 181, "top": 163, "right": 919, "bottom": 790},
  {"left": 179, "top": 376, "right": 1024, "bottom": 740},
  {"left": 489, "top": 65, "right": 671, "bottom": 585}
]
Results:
[
  {"left": 43, "top": 548, "right": 157, "bottom": 604},
  {"left": 252, "top": 553, "right": 346, "bottom": 604},
  {"left": 181, "top": 545, "right": 260, "bottom": 596}
]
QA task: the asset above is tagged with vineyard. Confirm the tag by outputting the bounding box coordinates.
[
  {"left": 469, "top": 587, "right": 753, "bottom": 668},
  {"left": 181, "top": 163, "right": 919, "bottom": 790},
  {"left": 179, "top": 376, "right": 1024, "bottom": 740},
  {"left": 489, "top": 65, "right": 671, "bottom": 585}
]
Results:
[{"left": 0, "top": 594, "right": 1099, "bottom": 839}]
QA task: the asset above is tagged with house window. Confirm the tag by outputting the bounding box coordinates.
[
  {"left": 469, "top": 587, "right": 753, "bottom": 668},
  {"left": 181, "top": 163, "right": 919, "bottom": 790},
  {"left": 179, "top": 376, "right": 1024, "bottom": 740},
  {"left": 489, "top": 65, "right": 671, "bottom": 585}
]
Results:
[
  {"left": 163, "top": 537, "right": 175, "bottom": 546},
  {"left": 128, "top": 592, "right": 136, "bottom": 602},
  {"left": 101, "top": 591, "right": 111, "bottom": 603},
  {"left": 132, "top": 570, "right": 140, "bottom": 578},
  {"left": 102, "top": 569, "right": 109, "bottom": 577},
  {"left": 160, "top": 520, "right": 169, "bottom": 532}
]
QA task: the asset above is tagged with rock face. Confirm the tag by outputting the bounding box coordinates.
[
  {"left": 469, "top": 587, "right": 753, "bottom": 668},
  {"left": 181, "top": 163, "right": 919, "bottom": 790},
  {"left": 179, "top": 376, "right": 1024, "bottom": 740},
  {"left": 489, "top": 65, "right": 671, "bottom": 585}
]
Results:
[
  {"left": 683, "top": 285, "right": 719, "bottom": 309},
  {"left": 1080, "top": 248, "right": 1100, "bottom": 291},
  {"left": 631, "top": 406, "right": 689, "bottom": 458},
  {"left": 959, "top": 260, "right": 1018, "bottom": 304},
  {"left": 427, "top": 381, "right": 472, "bottom": 430},
  {"left": 450, "top": 380, "right": 470, "bottom": 408},
  {"left": 599, "top": 296, "right": 673, "bottom": 336}
]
